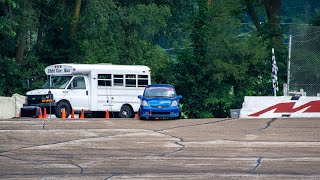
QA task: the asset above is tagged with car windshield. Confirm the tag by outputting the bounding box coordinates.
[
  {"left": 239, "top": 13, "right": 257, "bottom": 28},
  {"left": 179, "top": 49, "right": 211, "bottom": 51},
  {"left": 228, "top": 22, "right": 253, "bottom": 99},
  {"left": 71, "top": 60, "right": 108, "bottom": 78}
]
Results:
[
  {"left": 143, "top": 87, "right": 176, "bottom": 98},
  {"left": 42, "top": 76, "right": 72, "bottom": 89}
]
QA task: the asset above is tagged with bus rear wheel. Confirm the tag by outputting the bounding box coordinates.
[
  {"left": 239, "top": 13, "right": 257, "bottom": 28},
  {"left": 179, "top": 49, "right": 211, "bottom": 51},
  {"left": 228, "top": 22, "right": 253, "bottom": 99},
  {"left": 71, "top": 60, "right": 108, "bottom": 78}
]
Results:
[{"left": 119, "top": 105, "right": 133, "bottom": 118}]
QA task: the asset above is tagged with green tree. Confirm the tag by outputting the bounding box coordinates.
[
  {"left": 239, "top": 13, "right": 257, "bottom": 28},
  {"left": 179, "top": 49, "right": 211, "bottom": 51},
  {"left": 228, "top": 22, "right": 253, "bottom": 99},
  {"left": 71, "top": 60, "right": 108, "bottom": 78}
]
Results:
[
  {"left": 34, "top": 0, "right": 82, "bottom": 65},
  {"left": 0, "top": 0, "right": 17, "bottom": 58},
  {"left": 0, "top": 0, "right": 42, "bottom": 96},
  {"left": 244, "top": 0, "right": 288, "bottom": 95},
  {"left": 245, "top": 0, "right": 282, "bottom": 47},
  {"left": 311, "top": 11, "right": 320, "bottom": 25},
  {"left": 174, "top": 0, "right": 269, "bottom": 118},
  {"left": 79, "top": 1, "right": 172, "bottom": 82}
]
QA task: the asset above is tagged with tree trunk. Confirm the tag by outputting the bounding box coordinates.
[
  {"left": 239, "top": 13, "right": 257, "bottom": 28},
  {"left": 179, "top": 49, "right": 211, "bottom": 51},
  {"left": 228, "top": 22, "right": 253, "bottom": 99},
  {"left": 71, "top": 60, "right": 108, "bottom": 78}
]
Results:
[
  {"left": 264, "top": 0, "right": 281, "bottom": 47},
  {"left": 16, "top": 33, "right": 25, "bottom": 64},
  {"left": 71, "top": 0, "right": 82, "bottom": 37},
  {"left": 7, "top": 1, "right": 13, "bottom": 25},
  {"left": 36, "top": 6, "right": 45, "bottom": 53},
  {"left": 245, "top": 0, "right": 262, "bottom": 33},
  {"left": 15, "top": 0, "right": 30, "bottom": 64}
]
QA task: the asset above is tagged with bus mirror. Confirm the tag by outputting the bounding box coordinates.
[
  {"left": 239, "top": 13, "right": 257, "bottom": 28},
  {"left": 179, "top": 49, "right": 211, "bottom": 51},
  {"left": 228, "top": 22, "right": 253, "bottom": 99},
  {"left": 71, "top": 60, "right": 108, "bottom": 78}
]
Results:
[
  {"left": 138, "top": 95, "right": 142, "bottom": 99},
  {"left": 177, "top": 95, "right": 182, "bottom": 99}
]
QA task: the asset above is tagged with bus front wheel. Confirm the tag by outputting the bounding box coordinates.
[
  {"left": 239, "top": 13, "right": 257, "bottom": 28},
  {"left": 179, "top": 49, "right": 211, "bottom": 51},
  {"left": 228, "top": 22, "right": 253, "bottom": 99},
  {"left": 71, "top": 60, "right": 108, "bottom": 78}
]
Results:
[{"left": 55, "top": 101, "right": 71, "bottom": 118}]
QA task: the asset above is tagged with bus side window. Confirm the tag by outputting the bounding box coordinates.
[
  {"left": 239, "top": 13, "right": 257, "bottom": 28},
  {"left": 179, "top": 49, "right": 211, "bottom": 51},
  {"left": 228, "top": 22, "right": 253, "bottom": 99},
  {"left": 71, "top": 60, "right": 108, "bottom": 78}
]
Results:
[
  {"left": 125, "top": 74, "right": 136, "bottom": 87},
  {"left": 113, "top": 74, "right": 124, "bottom": 86},
  {"left": 138, "top": 75, "right": 148, "bottom": 87},
  {"left": 98, "top": 74, "right": 111, "bottom": 87}
]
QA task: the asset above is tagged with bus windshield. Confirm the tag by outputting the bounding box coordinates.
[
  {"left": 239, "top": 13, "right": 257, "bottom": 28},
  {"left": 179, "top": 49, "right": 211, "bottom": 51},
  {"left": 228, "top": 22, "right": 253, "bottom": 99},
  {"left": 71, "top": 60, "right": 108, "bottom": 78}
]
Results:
[
  {"left": 143, "top": 87, "right": 176, "bottom": 98},
  {"left": 42, "top": 76, "right": 72, "bottom": 89}
]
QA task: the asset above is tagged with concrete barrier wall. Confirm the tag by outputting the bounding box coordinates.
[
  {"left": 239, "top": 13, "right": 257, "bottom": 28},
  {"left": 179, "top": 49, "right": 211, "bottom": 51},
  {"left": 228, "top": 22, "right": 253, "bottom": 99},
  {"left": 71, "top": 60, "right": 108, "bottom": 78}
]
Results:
[
  {"left": 240, "top": 96, "right": 320, "bottom": 118},
  {"left": 0, "top": 94, "right": 25, "bottom": 119}
]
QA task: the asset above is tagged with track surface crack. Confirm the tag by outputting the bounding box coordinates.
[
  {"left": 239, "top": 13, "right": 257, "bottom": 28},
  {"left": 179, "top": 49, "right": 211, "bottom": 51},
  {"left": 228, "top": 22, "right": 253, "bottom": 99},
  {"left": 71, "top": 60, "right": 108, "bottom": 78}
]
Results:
[
  {"left": 42, "top": 120, "right": 46, "bottom": 130},
  {"left": 152, "top": 118, "right": 236, "bottom": 157},
  {"left": 250, "top": 118, "right": 277, "bottom": 134},
  {"left": 250, "top": 157, "right": 262, "bottom": 173},
  {"left": 156, "top": 131, "right": 185, "bottom": 156},
  {"left": 73, "top": 163, "right": 84, "bottom": 174},
  {"left": 157, "top": 118, "right": 238, "bottom": 132}
]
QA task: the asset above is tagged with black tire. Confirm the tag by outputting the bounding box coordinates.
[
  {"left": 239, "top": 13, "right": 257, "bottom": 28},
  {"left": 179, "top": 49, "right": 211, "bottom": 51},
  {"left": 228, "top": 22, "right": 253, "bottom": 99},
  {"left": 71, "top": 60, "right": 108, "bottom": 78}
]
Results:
[
  {"left": 138, "top": 109, "right": 146, "bottom": 120},
  {"left": 177, "top": 112, "right": 181, "bottom": 119},
  {"left": 138, "top": 110, "right": 147, "bottom": 120},
  {"left": 119, "top": 105, "right": 133, "bottom": 118},
  {"left": 55, "top": 101, "right": 71, "bottom": 118}
]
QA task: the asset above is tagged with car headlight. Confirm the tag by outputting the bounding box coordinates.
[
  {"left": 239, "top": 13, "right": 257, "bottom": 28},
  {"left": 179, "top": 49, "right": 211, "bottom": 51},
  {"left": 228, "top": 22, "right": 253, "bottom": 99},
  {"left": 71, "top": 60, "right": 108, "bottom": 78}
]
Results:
[
  {"left": 171, "top": 100, "right": 178, "bottom": 106},
  {"left": 141, "top": 100, "right": 149, "bottom": 106}
]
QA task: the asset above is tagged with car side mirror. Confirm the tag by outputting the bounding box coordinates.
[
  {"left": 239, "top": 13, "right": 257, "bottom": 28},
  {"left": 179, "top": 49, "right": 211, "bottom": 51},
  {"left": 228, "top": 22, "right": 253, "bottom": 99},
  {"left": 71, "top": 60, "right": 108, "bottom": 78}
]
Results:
[
  {"left": 138, "top": 95, "right": 142, "bottom": 99},
  {"left": 177, "top": 95, "right": 182, "bottom": 99}
]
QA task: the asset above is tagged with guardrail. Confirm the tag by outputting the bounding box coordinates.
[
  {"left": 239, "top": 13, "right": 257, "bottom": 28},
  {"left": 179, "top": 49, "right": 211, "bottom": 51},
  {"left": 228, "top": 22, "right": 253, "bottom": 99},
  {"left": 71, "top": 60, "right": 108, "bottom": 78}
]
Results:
[
  {"left": 240, "top": 96, "right": 320, "bottom": 118},
  {"left": 0, "top": 94, "right": 25, "bottom": 119}
]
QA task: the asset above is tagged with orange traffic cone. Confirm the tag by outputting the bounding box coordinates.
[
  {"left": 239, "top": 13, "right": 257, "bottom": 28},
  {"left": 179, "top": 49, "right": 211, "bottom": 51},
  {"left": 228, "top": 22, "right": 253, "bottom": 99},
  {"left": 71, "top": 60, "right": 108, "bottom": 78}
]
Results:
[
  {"left": 150, "top": 110, "right": 152, "bottom": 117},
  {"left": 135, "top": 112, "right": 139, "bottom": 120},
  {"left": 38, "top": 108, "right": 43, "bottom": 119},
  {"left": 18, "top": 110, "right": 21, "bottom": 118},
  {"left": 43, "top": 108, "right": 47, "bottom": 118},
  {"left": 105, "top": 110, "right": 109, "bottom": 119},
  {"left": 80, "top": 109, "right": 84, "bottom": 119},
  {"left": 61, "top": 108, "right": 66, "bottom": 119},
  {"left": 70, "top": 108, "right": 75, "bottom": 119}
]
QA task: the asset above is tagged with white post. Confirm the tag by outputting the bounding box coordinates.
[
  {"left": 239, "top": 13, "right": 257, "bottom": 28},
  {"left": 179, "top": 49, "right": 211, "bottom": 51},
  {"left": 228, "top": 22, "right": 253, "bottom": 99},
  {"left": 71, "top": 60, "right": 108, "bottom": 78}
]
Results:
[
  {"left": 283, "top": 83, "right": 288, "bottom": 96},
  {"left": 49, "top": 75, "right": 52, "bottom": 87},
  {"left": 287, "top": 35, "right": 292, "bottom": 96}
]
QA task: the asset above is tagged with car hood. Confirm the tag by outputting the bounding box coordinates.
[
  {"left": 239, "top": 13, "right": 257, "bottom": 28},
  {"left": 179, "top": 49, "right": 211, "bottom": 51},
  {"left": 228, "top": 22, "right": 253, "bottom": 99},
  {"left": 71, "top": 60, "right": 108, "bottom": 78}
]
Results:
[{"left": 144, "top": 97, "right": 176, "bottom": 106}]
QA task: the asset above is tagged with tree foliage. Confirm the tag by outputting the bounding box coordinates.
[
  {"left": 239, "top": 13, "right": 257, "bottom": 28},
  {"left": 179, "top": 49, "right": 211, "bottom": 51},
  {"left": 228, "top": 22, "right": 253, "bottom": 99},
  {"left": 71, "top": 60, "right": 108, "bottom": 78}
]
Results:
[
  {"left": 0, "top": 0, "right": 318, "bottom": 118},
  {"left": 174, "top": 0, "right": 269, "bottom": 118}
]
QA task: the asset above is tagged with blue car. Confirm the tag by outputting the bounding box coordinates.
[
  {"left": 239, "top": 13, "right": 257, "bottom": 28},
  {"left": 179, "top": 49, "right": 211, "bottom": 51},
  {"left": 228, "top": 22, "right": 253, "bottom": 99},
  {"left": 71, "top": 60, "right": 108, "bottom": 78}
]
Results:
[{"left": 138, "top": 84, "right": 182, "bottom": 120}]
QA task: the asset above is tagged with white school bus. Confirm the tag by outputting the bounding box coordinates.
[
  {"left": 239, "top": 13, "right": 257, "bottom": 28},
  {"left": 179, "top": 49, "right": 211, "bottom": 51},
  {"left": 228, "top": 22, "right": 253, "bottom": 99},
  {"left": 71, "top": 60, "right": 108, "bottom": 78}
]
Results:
[{"left": 21, "top": 64, "right": 151, "bottom": 118}]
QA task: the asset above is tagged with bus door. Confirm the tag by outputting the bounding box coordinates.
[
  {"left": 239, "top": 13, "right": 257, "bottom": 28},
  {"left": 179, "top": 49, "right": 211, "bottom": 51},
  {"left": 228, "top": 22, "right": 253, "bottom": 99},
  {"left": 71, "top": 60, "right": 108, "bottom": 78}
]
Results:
[{"left": 66, "top": 76, "right": 90, "bottom": 110}]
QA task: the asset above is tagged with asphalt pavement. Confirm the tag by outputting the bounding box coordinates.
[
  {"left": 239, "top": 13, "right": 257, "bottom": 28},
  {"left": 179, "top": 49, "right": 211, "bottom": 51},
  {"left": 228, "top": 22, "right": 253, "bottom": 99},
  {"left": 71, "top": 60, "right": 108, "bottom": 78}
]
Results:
[{"left": 1, "top": 117, "right": 320, "bottom": 179}]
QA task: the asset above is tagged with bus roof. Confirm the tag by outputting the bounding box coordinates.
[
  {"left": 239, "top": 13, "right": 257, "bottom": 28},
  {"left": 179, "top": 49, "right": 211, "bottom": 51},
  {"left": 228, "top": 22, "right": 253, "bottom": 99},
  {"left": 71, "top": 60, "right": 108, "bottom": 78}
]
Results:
[{"left": 45, "top": 63, "right": 150, "bottom": 75}]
